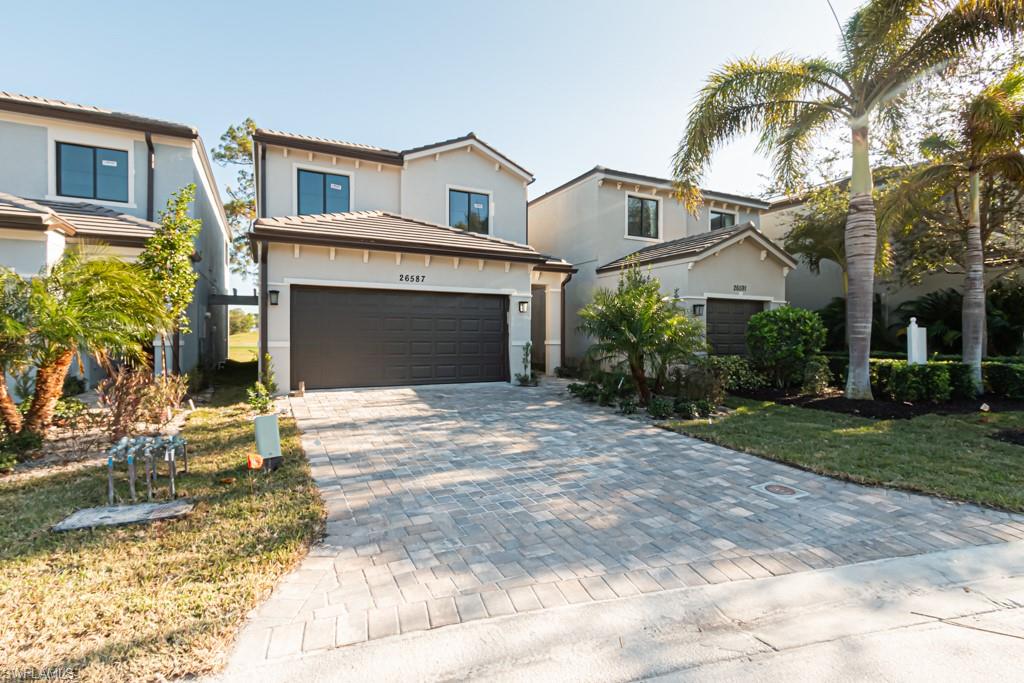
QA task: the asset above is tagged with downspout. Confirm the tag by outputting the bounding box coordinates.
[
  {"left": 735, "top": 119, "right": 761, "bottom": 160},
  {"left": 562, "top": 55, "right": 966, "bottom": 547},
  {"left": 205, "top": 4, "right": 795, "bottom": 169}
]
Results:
[
  {"left": 259, "top": 240, "right": 269, "bottom": 383},
  {"left": 145, "top": 132, "right": 155, "bottom": 222},
  {"left": 560, "top": 271, "right": 573, "bottom": 369},
  {"left": 259, "top": 142, "right": 267, "bottom": 218}
]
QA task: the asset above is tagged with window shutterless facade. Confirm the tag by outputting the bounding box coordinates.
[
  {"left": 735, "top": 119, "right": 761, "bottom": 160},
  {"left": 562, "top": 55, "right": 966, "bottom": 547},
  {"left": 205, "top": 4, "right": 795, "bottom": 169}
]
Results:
[
  {"left": 56, "top": 142, "right": 129, "bottom": 202},
  {"left": 627, "top": 195, "right": 658, "bottom": 239},
  {"left": 297, "top": 169, "right": 351, "bottom": 215},
  {"left": 449, "top": 189, "right": 490, "bottom": 234},
  {"left": 710, "top": 210, "right": 736, "bottom": 230}
]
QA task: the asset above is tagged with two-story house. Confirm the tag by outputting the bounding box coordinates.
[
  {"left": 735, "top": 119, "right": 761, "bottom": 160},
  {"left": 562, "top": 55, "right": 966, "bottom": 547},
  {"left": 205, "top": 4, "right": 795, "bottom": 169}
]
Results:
[
  {"left": 249, "top": 129, "right": 573, "bottom": 392},
  {"left": 528, "top": 166, "right": 796, "bottom": 362},
  {"left": 0, "top": 92, "right": 231, "bottom": 387}
]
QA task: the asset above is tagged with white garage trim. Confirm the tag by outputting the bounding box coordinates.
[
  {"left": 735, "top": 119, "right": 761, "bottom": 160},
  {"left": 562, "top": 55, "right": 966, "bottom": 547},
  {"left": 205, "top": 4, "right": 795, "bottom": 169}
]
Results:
[{"left": 281, "top": 276, "right": 524, "bottom": 297}]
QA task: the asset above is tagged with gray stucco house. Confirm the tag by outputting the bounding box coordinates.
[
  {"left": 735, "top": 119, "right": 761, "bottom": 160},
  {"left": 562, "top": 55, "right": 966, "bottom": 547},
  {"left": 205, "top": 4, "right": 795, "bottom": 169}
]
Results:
[
  {"left": 528, "top": 166, "right": 796, "bottom": 362},
  {"left": 0, "top": 92, "right": 231, "bottom": 388}
]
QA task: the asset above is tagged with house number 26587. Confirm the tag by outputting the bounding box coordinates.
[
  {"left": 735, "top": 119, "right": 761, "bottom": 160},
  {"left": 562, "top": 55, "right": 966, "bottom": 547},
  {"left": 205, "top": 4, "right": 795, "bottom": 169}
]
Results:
[{"left": 399, "top": 274, "right": 426, "bottom": 283}]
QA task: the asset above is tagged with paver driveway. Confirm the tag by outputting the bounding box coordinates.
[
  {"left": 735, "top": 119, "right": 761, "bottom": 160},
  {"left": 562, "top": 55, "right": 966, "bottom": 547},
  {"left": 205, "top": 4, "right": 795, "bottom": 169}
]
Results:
[{"left": 231, "top": 381, "right": 1024, "bottom": 663}]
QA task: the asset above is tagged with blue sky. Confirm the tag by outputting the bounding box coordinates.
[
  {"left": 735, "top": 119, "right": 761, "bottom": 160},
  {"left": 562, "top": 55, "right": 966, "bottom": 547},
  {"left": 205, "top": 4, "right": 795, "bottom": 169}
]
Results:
[{"left": 4, "top": 0, "right": 861, "bottom": 291}]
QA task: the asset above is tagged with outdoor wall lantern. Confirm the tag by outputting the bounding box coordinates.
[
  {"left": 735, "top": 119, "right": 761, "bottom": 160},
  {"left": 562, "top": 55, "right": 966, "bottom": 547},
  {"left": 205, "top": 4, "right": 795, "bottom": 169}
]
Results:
[
  {"left": 268, "top": 290, "right": 280, "bottom": 306},
  {"left": 692, "top": 303, "right": 705, "bottom": 316},
  {"left": 518, "top": 301, "right": 529, "bottom": 313}
]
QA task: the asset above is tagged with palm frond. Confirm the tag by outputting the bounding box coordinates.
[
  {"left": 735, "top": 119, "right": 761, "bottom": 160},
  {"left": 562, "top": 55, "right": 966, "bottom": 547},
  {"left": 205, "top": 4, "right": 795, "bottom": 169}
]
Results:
[{"left": 672, "top": 56, "right": 851, "bottom": 211}]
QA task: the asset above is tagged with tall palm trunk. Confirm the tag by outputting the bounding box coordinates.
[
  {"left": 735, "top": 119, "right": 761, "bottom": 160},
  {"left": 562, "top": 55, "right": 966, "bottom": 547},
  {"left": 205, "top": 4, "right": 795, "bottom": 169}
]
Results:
[
  {"left": 844, "top": 126, "right": 877, "bottom": 400},
  {"left": 22, "top": 349, "right": 75, "bottom": 435},
  {"left": 0, "top": 368, "right": 22, "bottom": 434},
  {"left": 962, "top": 170, "right": 985, "bottom": 393}
]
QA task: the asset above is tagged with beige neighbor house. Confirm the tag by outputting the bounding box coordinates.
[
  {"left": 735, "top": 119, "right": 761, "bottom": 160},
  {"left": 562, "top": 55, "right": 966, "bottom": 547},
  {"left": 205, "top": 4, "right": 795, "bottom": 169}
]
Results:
[
  {"left": 760, "top": 195, "right": 1006, "bottom": 325},
  {"left": 528, "top": 166, "right": 796, "bottom": 363},
  {"left": 248, "top": 129, "right": 573, "bottom": 392},
  {"left": 0, "top": 93, "right": 231, "bottom": 391}
]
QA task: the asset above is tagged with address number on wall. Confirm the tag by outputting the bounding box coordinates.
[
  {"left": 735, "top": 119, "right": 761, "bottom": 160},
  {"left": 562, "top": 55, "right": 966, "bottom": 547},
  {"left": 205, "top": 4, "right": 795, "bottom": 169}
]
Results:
[{"left": 399, "top": 274, "right": 426, "bottom": 283}]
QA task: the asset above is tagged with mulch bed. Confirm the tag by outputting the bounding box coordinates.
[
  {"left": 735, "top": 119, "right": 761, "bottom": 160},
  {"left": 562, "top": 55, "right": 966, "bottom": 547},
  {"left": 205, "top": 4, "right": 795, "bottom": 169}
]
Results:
[
  {"left": 991, "top": 429, "right": 1024, "bottom": 447},
  {"left": 737, "top": 387, "right": 1024, "bottom": 420}
]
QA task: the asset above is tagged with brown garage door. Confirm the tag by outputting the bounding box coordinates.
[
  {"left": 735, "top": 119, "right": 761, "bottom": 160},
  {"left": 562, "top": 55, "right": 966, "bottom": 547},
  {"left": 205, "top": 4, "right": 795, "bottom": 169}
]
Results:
[
  {"left": 290, "top": 286, "right": 508, "bottom": 390},
  {"left": 706, "top": 299, "right": 765, "bottom": 355}
]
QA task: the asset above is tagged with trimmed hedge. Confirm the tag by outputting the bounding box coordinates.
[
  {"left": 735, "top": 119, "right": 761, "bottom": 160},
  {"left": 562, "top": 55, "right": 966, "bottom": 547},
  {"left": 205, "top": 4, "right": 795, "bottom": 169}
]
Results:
[{"left": 826, "top": 355, "right": 1024, "bottom": 401}]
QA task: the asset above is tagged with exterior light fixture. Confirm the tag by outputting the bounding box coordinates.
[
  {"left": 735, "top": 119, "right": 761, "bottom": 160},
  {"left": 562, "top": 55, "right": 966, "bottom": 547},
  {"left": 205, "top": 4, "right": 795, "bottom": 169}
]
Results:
[
  {"left": 268, "top": 290, "right": 280, "bottom": 306},
  {"left": 518, "top": 301, "right": 529, "bottom": 313},
  {"left": 692, "top": 303, "right": 705, "bottom": 316}
]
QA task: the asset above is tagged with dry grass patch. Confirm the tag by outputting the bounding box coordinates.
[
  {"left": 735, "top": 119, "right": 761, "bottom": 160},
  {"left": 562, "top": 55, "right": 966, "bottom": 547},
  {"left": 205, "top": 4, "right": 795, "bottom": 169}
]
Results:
[{"left": 0, "top": 362, "right": 324, "bottom": 681}]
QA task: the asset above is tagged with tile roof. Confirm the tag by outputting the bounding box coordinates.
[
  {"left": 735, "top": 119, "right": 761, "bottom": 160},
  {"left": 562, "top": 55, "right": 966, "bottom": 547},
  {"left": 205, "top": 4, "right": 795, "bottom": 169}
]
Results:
[
  {"left": 0, "top": 91, "right": 197, "bottom": 138},
  {"left": 253, "top": 129, "right": 533, "bottom": 179},
  {"left": 251, "top": 210, "right": 555, "bottom": 264},
  {"left": 596, "top": 223, "right": 795, "bottom": 273},
  {"left": 529, "top": 166, "right": 770, "bottom": 209},
  {"left": 0, "top": 192, "right": 158, "bottom": 244}
]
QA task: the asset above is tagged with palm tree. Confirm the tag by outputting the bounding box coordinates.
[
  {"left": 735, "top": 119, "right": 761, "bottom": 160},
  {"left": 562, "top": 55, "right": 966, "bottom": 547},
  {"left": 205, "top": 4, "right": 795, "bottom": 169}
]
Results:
[
  {"left": 0, "top": 269, "right": 30, "bottom": 434},
  {"left": 577, "top": 264, "right": 705, "bottom": 405},
  {"left": 884, "top": 65, "right": 1024, "bottom": 389},
  {"left": 19, "top": 249, "right": 170, "bottom": 435},
  {"left": 673, "top": 0, "right": 1024, "bottom": 399}
]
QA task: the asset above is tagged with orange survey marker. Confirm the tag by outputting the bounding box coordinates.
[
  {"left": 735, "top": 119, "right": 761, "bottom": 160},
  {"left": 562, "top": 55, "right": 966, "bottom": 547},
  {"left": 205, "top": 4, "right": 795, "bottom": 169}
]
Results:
[{"left": 247, "top": 452, "right": 264, "bottom": 470}]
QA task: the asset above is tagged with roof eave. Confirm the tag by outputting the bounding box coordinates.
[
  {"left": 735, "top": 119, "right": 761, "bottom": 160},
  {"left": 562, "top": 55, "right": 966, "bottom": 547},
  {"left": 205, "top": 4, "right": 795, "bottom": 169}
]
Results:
[
  {"left": 0, "top": 99, "right": 197, "bottom": 138},
  {"left": 253, "top": 131, "right": 404, "bottom": 166}
]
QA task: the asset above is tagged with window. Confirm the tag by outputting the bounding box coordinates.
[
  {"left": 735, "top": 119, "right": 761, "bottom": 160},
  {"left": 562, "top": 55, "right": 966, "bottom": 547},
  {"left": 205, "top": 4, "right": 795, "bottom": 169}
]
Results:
[
  {"left": 297, "top": 169, "right": 350, "bottom": 215},
  {"left": 449, "top": 189, "right": 489, "bottom": 234},
  {"left": 710, "top": 210, "right": 736, "bottom": 230},
  {"left": 627, "top": 196, "right": 658, "bottom": 239},
  {"left": 56, "top": 142, "right": 129, "bottom": 202}
]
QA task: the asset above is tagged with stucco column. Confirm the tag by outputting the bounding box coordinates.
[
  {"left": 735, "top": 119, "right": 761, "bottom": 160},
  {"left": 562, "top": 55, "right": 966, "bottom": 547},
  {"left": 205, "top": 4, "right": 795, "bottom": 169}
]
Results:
[{"left": 544, "top": 285, "right": 561, "bottom": 375}]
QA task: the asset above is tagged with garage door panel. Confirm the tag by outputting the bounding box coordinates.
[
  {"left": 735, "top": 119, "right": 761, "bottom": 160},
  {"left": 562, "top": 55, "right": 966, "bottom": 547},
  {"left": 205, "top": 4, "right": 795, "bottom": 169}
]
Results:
[
  {"left": 706, "top": 299, "right": 764, "bottom": 356},
  {"left": 290, "top": 287, "right": 507, "bottom": 389}
]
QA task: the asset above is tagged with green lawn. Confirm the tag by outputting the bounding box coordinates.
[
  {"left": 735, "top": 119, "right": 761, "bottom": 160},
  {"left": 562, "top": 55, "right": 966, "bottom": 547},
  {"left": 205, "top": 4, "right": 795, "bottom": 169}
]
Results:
[
  {"left": 0, "top": 361, "right": 324, "bottom": 682},
  {"left": 668, "top": 398, "right": 1024, "bottom": 512},
  {"left": 229, "top": 330, "right": 258, "bottom": 363}
]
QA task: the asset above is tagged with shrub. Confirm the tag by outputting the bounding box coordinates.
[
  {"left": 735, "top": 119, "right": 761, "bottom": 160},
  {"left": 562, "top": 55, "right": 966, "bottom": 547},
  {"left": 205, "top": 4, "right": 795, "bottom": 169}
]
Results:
[
  {"left": 673, "top": 361, "right": 726, "bottom": 405},
  {"left": 567, "top": 382, "right": 598, "bottom": 402},
  {"left": 143, "top": 374, "right": 188, "bottom": 424},
  {"left": 97, "top": 369, "right": 153, "bottom": 439},
  {"left": 885, "top": 362, "right": 952, "bottom": 403},
  {"left": 514, "top": 342, "right": 539, "bottom": 387},
  {"left": 2, "top": 430, "right": 42, "bottom": 459},
  {"left": 62, "top": 374, "right": 86, "bottom": 397},
  {"left": 985, "top": 362, "right": 1024, "bottom": 399},
  {"left": 617, "top": 396, "right": 638, "bottom": 414},
  {"left": 945, "top": 363, "right": 977, "bottom": 400},
  {"left": 52, "top": 397, "right": 87, "bottom": 427},
  {"left": 746, "top": 307, "right": 827, "bottom": 389},
  {"left": 247, "top": 381, "right": 274, "bottom": 414},
  {"left": 0, "top": 449, "right": 15, "bottom": 471},
  {"left": 554, "top": 365, "right": 577, "bottom": 379},
  {"left": 674, "top": 397, "right": 713, "bottom": 419},
  {"left": 646, "top": 396, "right": 674, "bottom": 419},
  {"left": 709, "top": 355, "right": 767, "bottom": 394},
  {"left": 801, "top": 355, "right": 833, "bottom": 395}
]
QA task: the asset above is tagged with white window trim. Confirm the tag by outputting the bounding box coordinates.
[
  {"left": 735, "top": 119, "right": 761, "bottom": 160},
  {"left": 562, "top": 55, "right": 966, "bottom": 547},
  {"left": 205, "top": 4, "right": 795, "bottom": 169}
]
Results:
[
  {"left": 624, "top": 192, "right": 662, "bottom": 242},
  {"left": 48, "top": 135, "right": 136, "bottom": 208},
  {"left": 445, "top": 184, "right": 494, "bottom": 234},
  {"left": 709, "top": 208, "right": 737, "bottom": 231},
  {"left": 291, "top": 162, "right": 356, "bottom": 215}
]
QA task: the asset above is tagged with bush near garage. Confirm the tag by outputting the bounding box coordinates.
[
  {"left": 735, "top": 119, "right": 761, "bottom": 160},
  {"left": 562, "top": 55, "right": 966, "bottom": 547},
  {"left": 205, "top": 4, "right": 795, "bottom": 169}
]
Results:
[
  {"left": 986, "top": 362, "right": 1024, "bottom": 399},
  {"left": 746, "top": 307, "right": 827, "bottom": 389}
]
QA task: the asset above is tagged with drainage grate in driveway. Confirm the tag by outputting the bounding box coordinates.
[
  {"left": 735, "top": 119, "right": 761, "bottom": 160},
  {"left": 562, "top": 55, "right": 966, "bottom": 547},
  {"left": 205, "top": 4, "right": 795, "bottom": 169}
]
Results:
[{"left": 751, "top": 482, "right": 810, "bottom": 501}]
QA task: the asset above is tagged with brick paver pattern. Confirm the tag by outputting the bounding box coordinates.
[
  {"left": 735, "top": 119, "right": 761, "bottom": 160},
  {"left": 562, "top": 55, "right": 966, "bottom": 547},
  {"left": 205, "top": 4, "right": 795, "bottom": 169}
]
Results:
[{"left": 234, "top": 381, "right": 1024, "bottom": 662}]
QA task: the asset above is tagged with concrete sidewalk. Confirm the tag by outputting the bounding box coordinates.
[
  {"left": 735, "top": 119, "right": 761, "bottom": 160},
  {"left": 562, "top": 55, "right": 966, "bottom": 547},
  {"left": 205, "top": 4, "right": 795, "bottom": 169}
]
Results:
[{"left": 213, "top": 540, "right": 1024, "bottom": 682}]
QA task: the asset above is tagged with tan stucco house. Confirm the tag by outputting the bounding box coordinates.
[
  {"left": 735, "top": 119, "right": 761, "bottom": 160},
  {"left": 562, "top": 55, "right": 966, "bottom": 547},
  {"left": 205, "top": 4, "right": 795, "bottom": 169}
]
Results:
[
  {"left": 249, "top": 130, "right": 573, "bottom": 392},
  {"left": 528, "top": 167, "right": 796, "bottom": 361}
]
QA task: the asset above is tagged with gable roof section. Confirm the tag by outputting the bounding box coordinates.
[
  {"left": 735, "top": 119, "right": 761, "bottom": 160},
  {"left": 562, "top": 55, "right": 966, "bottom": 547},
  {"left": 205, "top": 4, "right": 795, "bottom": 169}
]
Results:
[
  {"left": 0, "top": 192, "right": 158, "bottom": 246},
  {"left": 253, "top": 129, "right": 534, "bottom": 181},
  {"left": 595, "top": 223, "right": 796, "bottom": 274},
  {"left": 251, "top": 210, "right": 561, "bottom": 265},
  {"left": 530, "top": 166, "right": 770, "bottom": 210},
  {"left": 0, "top": 91, "right": 197, "bottom": 138}
]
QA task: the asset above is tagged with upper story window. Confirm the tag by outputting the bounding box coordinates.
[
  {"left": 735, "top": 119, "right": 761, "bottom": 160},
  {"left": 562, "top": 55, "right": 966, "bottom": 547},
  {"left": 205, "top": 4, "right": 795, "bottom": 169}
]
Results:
[
  {"left": 449, "top": 189, "right": 489, "bottom": 234},
  {"left": 297, "top": 169, "right": 350, "bottom": 215},
  {"left": 710, "top": 210, "right": 736, "bottom": 230},
  {"left": 627, "top": 195, "right": 658, "bottom": 239},
  {"left": 56, "top": 142, "right": 128, "bottom": 202}
]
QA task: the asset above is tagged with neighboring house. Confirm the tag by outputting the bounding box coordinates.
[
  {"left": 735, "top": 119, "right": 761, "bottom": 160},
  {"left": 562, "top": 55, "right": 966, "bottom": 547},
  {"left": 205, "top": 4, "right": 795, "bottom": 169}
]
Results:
[
  {"left": 249, "top": 129, "right": 573, "bottom": 392},
  {"left": 528, "top": 166, "right": 796, "bottom": 362},
  {"left": 0, "top": 92, "right": 231, "bottom": 389},
  {"left": 761, "top": 195, "right": 1005, "bottom": 325}
]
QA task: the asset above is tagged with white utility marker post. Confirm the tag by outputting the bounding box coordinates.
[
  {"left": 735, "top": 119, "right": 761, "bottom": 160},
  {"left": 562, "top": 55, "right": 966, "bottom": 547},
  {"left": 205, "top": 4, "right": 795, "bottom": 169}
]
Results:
[{"left": 907, "top": 317, "right": 928, "bottom": 365}]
